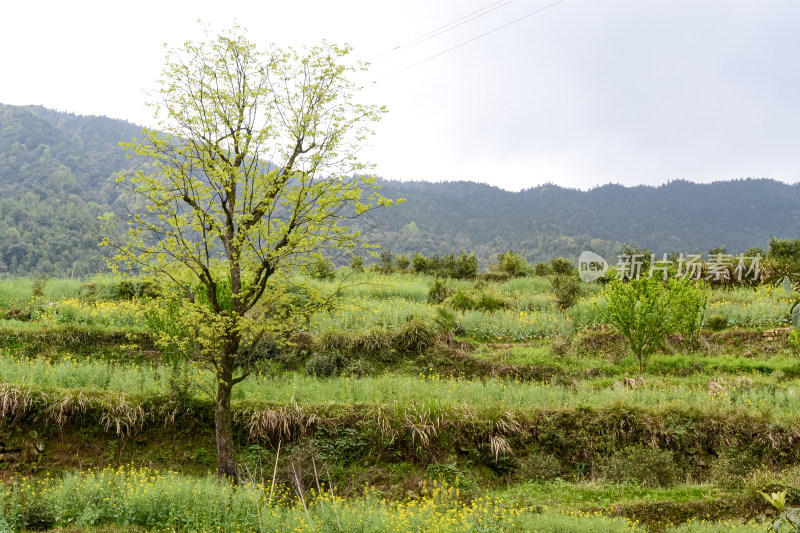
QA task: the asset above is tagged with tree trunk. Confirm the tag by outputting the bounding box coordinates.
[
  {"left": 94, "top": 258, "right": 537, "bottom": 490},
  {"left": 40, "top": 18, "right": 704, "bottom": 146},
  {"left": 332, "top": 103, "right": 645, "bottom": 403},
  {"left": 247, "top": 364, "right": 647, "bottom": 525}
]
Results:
[{"left": 215, "top": 376, "right": 238, "bottom": 482}]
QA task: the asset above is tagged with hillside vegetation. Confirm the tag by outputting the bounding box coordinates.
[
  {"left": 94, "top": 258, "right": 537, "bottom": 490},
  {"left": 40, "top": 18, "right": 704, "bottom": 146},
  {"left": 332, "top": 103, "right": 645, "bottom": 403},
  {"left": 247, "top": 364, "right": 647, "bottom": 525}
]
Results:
[
  {"left": 2, "top": 267, "right": 800, "bottom": 531},
  {"left": 1, "top": 103, "right": 799, "bottom": 275}
]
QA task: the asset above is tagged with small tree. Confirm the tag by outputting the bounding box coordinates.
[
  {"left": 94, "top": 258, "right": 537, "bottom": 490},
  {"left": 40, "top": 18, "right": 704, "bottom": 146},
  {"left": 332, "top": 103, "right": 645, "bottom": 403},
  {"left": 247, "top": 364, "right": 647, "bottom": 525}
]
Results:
[
  {"left": 394, "top": 253, "right": 410, "bottom": 272},
  {"left": 669, "top": 279, "right": 708, "bottom": 349},
  {"left": 412, "top": 252, "right": 429, "bottom": 274},
  {"left": 101, "top": 25, "right": 395, "bottom": 480},
  {"left": 349, "top": 255, "right": 365, "bottom": 273},
  {"left": 377, "top": 249, "right": 394, "bottom": 274},
  {"left": 550, "top": 274, "right": 582, "bottom": 309},
  {"left": 550, "top": 257, "right": 573, "bottom": 275},
  {"left": 454, "top": 252, "right": 479, "bottom": 280},
  {"left": 599, "top": 277, "right": 706, "bottom": 373},
  {"left": 492, "top": 250, "right": 531, "bottom": 278}
]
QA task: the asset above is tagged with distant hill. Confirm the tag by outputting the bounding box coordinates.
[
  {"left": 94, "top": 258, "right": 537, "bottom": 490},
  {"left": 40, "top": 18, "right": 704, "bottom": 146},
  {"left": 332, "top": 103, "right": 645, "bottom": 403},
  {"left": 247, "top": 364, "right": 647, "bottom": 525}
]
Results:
[
  {"left": 370, "top": 179, "right": 800, "bottom": 266},
  {"left": 0, "top": 104, "right": 797, "bottom": 276}
]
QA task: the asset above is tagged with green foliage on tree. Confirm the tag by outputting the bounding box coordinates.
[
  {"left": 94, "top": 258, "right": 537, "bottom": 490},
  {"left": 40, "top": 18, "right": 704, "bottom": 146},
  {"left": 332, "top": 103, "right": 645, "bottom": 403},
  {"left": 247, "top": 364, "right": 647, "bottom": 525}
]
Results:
[
  {"left": 100, "top": 25, "right": 395, "bottom": 480},
  {"left": 669, "top": 279, "right": 708, "bottom": 349},
  {"left": 599, "top": 277, "right": 708, "bottom": 373},
  {"left": 394, "top": 254, "right": 410, "bottom": 272},
  {"left": 550, "top": 257, "right": 573, "bottom": 275},
  {"left": 410, "top": 251, "right": 478, "bottom": 279},
  {"left": 491, "top": 250, "right": 531, "bottom": 278},
  {"left": 377, "top": 249, "right": 394, "bottom": 274},
  {"left": 550, "top": 274, "right": 582, "bottom": 310},
  {"left": 533, "top": 262, "right": 553, "bottom": 276},
  {"left": 427, "top": 278, "right": 453, "bottom": 304},
  {"left": 349, "top": 255, "right": 365, "bottom": 273}
]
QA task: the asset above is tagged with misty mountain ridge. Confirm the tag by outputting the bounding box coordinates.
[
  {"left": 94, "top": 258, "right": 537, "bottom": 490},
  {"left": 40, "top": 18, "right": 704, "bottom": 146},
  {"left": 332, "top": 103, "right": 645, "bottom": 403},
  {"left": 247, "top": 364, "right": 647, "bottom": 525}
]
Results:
[{"left": 0, "top": 103, "right": 798, "bottom": 276}]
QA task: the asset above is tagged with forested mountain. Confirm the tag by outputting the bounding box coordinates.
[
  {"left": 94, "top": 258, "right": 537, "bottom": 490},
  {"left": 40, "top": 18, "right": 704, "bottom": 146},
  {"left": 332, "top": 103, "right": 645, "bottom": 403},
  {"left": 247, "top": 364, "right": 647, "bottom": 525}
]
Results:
[
  {"left": 0, "top": 103, "right": 797, "bottom": 276},
  {"left": 371, "top": 179, "right": 800, "bottom": 266},
  {"left": 0, "top": 104, "right": 143, "bottom": 276}
]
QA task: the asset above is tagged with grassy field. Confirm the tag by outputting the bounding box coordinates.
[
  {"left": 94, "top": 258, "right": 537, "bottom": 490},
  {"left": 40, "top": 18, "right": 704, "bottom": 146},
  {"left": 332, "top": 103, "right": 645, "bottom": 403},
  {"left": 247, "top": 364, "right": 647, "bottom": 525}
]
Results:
[{"left": 0, "top": 272, "right": 798, "bottom": 532}]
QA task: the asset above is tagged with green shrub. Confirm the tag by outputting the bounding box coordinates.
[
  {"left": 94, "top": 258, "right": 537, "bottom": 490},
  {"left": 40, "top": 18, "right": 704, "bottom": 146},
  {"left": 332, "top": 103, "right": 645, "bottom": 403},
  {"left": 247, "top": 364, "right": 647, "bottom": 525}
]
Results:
[
  {"left": 449, "top": 289, "right": 477, "bottom": 311},
  {"left": 427, "top": 279, "right": 453, "bottom": 304},
  {"left": 709, "top": 447, "right": 759, "bottom": 490},
  {"left": 349, "top": 255, "right": 365, "bottom": 272},
  {"left": 20, "top": 498, "right": 55, "bottom": 531},
  {"left": 394, "top": 254, "right": 411, "bottom": 272},
  {"left": 600, "top": 277, "right": 707, "bottom": 372},
  {"left": 550, "top": 274, "right": 582, "bottom": 309},
  {"left": 425, "top": 462, "right": 472, "bottom": 487},
  {"left": 550, "top": 335, "right": 572, "bottom": 356},
  {"left": 453, "top": 252, "right": 480, "bottom": 280},
  {"left": 478, "top": 292, "right": 508, "bottom": 311},
  {"left": 790, "top": 329, "right": 800, "bottom": 354},
  {"left": 31, "top": 274, "right": 49, "bottom": 299},
  {"left": 306, "top": 353, "right": 345, "bottom": 377},
  {"left": 601, "top": 446, "right": 680, "bottom": 487},
  {"left": 377, "top": 249, "right": 394, "bottom": 274},
  {"left": 310, "top": 257, "right": 336, "bottom": 280},
  {"left": 706, "top": 314, "right": 728, "bottom": 331},
  {"left": 393, "top": 319, "right": 437, "bottom": 354},
  {"left": 669, "top": 280, "right": 708, "bottom": 348},
  {"left": 344, "top": 358, "right": 375, "bottom": 377},
  {"left": 550, "top": 257, "right": 574, "bottom": 275},
  {"left": 515, "top": 452, "right": 562, "bottom": 482},
  {"left": 533, "top": 262, "right": 553, "bottom": 276},
  {"left": 491, "top": 250, "right": 531, "bottom": 278},
  {"left": 352, "top": 329, "right": 392, "bottom": 357}
]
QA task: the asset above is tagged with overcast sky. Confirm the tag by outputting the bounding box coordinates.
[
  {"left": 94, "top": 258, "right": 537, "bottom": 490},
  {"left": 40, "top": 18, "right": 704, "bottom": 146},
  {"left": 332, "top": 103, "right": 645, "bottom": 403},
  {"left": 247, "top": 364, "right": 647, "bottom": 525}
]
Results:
[{"left": 2, "top": 0, "right": 798, "bottom": 191}]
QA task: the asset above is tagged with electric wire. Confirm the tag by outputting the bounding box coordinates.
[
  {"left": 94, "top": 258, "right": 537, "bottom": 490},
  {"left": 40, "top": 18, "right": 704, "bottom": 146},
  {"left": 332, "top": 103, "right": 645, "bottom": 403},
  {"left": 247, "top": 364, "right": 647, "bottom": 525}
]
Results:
[
  {"left": 374, "top": 0, "right": 568, "bottom": 83},
  {"left": 373, "top": 0, "right": 520, "bottom": 60}
]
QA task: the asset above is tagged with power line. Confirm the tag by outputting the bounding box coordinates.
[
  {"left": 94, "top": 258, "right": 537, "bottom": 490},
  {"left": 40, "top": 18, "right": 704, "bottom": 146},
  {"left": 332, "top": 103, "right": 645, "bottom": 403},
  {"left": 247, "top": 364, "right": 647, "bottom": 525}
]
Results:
[
  {"left": 374, "top": 0, "right": 520, "bottom": 60},
  {"left": 374, "top": 0, "right": 568, "bottom": 83}
]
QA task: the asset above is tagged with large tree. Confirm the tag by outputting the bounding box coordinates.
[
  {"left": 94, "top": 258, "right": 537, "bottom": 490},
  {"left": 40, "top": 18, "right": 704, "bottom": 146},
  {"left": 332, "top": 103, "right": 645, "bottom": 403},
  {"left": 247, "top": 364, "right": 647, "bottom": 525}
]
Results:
[{"left": 101, "top": 25, "right": 395, "bottom": 480}]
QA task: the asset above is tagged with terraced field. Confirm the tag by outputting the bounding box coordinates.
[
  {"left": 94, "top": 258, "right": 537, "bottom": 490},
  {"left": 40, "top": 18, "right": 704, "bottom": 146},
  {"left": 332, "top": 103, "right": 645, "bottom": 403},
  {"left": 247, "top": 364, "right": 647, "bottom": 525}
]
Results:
[{"left": 1, "top": 273, "right": 798, "bottom": 532}]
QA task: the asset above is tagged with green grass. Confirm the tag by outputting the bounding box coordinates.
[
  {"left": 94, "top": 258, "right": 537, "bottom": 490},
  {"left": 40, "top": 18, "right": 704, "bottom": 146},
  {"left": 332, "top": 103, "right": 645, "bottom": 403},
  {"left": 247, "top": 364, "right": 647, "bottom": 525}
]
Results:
[
  {"left": 0, "top": 467, "right": 771, "bottom": 533},
  {"left": 4, "top": 350, "right": 800, "bottom": 418},
  {"left": 498, "top": 479, "right": 725, "bottom": 507},
  {"left": 1, "top": 273, "right": 798, "bottom": 531}
]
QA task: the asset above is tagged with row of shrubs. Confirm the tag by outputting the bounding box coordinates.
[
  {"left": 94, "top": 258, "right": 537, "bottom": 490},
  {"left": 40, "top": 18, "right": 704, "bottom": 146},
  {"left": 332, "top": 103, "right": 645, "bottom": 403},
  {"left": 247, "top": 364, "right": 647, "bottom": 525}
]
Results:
[
  {"left": 506, "top": 445, "right": 763, "bottom": 490},
  {"left": 273, "top": 319, "right": 443, "bottom": 377}
]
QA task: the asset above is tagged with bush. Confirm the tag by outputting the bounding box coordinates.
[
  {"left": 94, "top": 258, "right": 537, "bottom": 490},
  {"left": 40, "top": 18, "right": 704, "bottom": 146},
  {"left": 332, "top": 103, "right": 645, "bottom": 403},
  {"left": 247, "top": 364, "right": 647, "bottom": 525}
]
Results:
[
  {"left": 20, "top": 499, "right": 55, "bottom": 531},
  {"left": 550, "top": 257, "right": 574, "bottom": 275},
  {"left": 377, "top": 249, "right": 394, "bottom": 274},
  {"left": 533, "top": 262, "right": 553, "bottom": 276},
  {"left": 349, "top": 255, "right": 365, "bottom": 272},
  {"left": 395, "top": 254, "right": 411, "bottom": 272},
  {"left": 306, "top": 353, "right": 345, "bottom": 377},
  {"left": 310, "top": 258, "right": 336, "bottom": 280},
  {"left": 31, "top": 274, "right": 50, "bottom": 299},
  {"left": 706, "top": 314, "right": 729, "bottom": 331},
  {"left": 453, "top": 252, "right": 480, "bottom": 279},
  {"left": 449, "top": 289, "right": 477, "bottom": 312},
  {"left": 602, "top": 446, "right": 680, "bottom": 487},
  {"left": 393, "top": 319, "right": 437, "bottom": 354},
  {"left": 491, "top": 251, "right": 531, "bottom": 278},
  {"left": 427, "top": 279, "right": 453, "bottom": 304},
  {"left": 550, "top": 335, "right": 572, "bottom": 356},
  {"left": 412, "top": 252, "right": 429, "bottom": 274},
  {"left": 478, "top": 292, "right": 508, "bottom": 312},
  {"left": 709, "top": 447, "right": 759, "bottom": 490},
  {"left": 515, "top": 452, "right": 562, "bottom": 482},
  {"left": 789, "top": 329, "right": 800, "bottom": 354},
  {"left": 550, "top": 274, "right": 582, "bottom": 309},
  {"left": 344, "top": 359, "right": 375, "bottom": 377},
  {"left": 669, "top": 279, "right": 708, "bottom": 348},
  {"left": 600, "top": 277, "right": 708, "bottom": 372}
]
